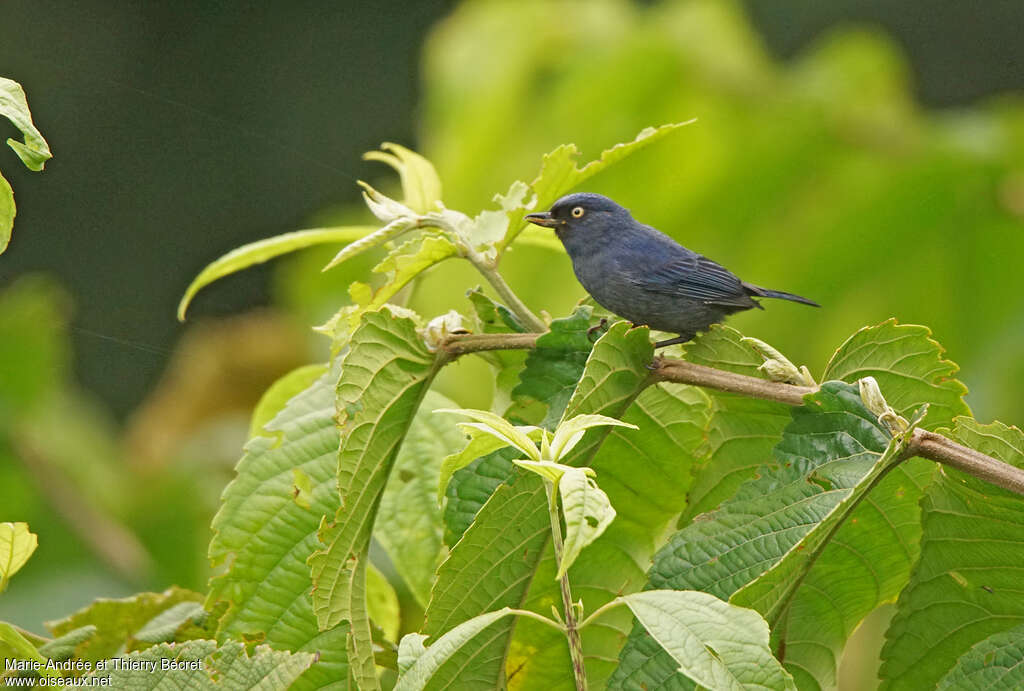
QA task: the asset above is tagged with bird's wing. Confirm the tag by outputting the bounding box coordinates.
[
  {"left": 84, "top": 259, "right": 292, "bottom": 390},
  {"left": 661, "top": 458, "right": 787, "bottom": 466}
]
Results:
[{"left": 626, "top": 254, "right": 753, "bottom": 307}]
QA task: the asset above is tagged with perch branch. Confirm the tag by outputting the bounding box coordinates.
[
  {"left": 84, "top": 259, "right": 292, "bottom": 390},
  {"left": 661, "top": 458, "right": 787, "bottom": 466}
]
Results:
[{"left": 439, "top": 332, "right": 1024, "bottom": 497}]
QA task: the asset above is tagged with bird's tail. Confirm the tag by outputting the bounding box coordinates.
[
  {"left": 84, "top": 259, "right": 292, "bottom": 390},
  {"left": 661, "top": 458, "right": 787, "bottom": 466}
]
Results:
[{"left": 745, "top": 283, "right": 820, "bottom": 307}]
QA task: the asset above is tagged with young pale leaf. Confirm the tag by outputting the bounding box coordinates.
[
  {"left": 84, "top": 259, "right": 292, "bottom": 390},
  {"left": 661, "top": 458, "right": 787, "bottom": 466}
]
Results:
[
  {"left": 509, "top": 383, "right": 709, "bottom": 689},
  {"left": 363, "top": 142, "right": 442, "bottom": 214},
  {"left": 207, "top": 361, "right": 351, "bottom": 688},
  {"left": 434, "top": 408, "right": 541, "bottom": 461},
  {"left": 319, "top": 236, "right": 459, "bottom": 346},
  {"left": 308, "top": 309, "right": 440, "bottom": 687},
  {"left": 935, "top": 623, "right": 1024, "bottom": 690},
  {"left": 556, "top": 467, "right": 616, "bottom": 579},
  {"left": 359, "top": 180, "right": 416, "bottom": 222},
  {"left": 501, "top": 121, "right": 694, "bottom": 250},
  {"left": 177, "top": 226, "right": 375, "bottom": 320},
  {"left": 512, "top": 459, "right": 579, "bottom": 492},
  {"left": 0, "top": 78, "right": 52, "bottom": 171},
  {"left": 397, "top": 633, "right": 428, "bottom": 676},
  {"left": 80, "top": 640, "right": 314, "bottom": 690},
  {"left": 549, "top": 413, "right": 638, "bottom": 461},
  {"left": 0, "top": 522, "right": 37, "bottom": 593},
  {"left": 440, "top": 307, "right": 595, "bottom": 543},
  {"left": 394, "top": 609, "right": 517, "bottom": 691},
  {"left": 323, "top": 216, "right": 416, "bottom": 271},
  {"left": 621, "top": 590, "right": 795, "bottom": 691},
  {"left": 879, "top": 419, "right": 1024, "bottom": 691}
]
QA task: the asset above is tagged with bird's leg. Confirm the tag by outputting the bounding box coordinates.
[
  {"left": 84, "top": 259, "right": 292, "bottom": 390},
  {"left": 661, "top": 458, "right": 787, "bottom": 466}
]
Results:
[
  {"left": 654, "top": 333, "right": 695, "bottom": 348},
  {"left": 586, "top": 317, "right": 609, "bottom": 342}
]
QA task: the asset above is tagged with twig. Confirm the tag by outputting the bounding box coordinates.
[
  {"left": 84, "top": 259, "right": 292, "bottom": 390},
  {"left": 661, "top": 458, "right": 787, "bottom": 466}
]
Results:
[
  {"left": 908, "top": 429, "right": 1024, "bottom": 495},
  {"left": 544, "top": 482, "right": 588, "bottom": 691},
  {"left": 470, "top": 259, "right": 547, "bottom": 333},
  {"left": 438, "top": 332, "right": 1024, "bottom": 497}
]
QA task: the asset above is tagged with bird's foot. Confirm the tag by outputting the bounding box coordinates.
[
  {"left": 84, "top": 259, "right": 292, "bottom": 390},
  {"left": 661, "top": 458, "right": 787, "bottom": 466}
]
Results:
[
  {"left": 653, "top": 333, "right": 695, "bottom": 349},
  {"left": 587, "top": 318, "right": 609, "bottom": 342},
  {"left": 645, "top": 356, "right": 665, "bottom": 372}
]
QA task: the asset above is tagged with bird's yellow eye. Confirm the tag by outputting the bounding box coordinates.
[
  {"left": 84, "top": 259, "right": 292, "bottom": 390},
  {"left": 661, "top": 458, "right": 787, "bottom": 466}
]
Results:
[{"left": 571, "top": 206, "right": 585, "bottom": 218}]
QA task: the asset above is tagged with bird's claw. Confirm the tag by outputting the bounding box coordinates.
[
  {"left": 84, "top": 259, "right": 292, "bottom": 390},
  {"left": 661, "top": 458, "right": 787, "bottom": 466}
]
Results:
[{"left": 587, "top": 318, "right": 609, "bottom": 342}]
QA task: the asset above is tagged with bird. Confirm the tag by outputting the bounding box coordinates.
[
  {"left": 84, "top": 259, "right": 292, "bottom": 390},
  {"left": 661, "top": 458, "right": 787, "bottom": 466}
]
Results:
[{"left": 524, "top": 193, "right": 819, "bottom": 347}]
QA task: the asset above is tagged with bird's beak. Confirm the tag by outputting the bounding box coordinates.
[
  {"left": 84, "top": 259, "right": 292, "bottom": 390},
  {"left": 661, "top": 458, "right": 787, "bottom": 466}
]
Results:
[{"left": 524, "top": 211, "right": 562, "bottom": 228}]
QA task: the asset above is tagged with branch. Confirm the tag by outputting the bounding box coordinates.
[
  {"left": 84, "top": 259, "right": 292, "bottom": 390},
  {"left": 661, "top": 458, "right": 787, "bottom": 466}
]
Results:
[{"left": 439, "top": 332, "right": 1024, "bottom": 497}]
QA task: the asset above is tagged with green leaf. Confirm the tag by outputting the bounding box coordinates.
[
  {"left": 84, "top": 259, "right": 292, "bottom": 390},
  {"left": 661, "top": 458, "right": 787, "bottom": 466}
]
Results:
[
  {"left": 612, "top": 382, "right": 893, "bottom": 690},
  {"left": 557, "top": 466, "right": 616, "bottom": 579},
  {"left": 730, "top": 408, "right": 917, "bottom": 624},
  {"left": 680, "top": 325, "right": 793, "bottom": 524},
  {"left": 291, "top": 468, "right": 314, "bottom": 509},
  {"left": 0, "top": 174, "right": 13, "bottom": 255},
  {"left": 0, "top": 622, "right": 60, "bottom": 679},
  {"left": 207, "top": 362, "right": 351, "bottom": 689},
  {"left": 936, "top": 622, "right": 1024, "bottom": 690},
  {"left": 363, "top": 142, "right": 443, "bottom": 214},
  {"left": 879, "top": 418, "right": 1024, "bottom": 690},
  {"left": 448, "top": 321, "right": 655, "bottom": 687},
  {"left": 0, "top": 77, "right": 52, "bottom": 171},
  {"left": 46, "top": 587, "right": 204, "bottom": 662},
  {"left": 439, "top": 307, "right": 596, "bottom": 541},
  {"left": 249, "top": 364, "right": 328, "bottom": 438},
  {"left": 437, "top": 426, "right": 514, "bottom": 506},
  {"left": 377, "top": 390, "right": 466, "bottom": 607},
  {"left": 501, "top": 121, "right": 694, "bottom": 249},
  {"left": 80, "top": 640, "right": 315, "bottom": 690},
  {"left": 425, "top": 472, "right": 550, "bottom": 690},
  {"left": 320, "top": 235, "right": 459, "bottom": 346},
  {"left": 823, "top": 319, "right": 970, "bottom": 430},
  {"left": 0, "top": 522, "right": 37, "bottom": 593},
  {"left": 177, "top": 226, "right": 376, "bottom": 320},
  {"left": 37, "top": 626, "right": 97, "bottom": 662},
  {"left": 394, "top": 609, "right": 517, "bottom": 691},
  {"left": 134, "top": 602, "right": 207, "bottom": 644},
  {"left": 308, "top": 308, "right": 441, "bottom": 688},
  {"left": 441, "top": 447, "right": 522, "bottom": 544},
  {"left": 622, "top": 590, "right": 795, "bottom": 691},
  {"left": 366, "top": 562, "right": 400, "bottom": 643},
  {"left": 509, "top": 382, "right": 709, "bottom": 690},
  {"left": 508, "top": 305, "right": 595, "bottom": 427},
  {"left": 549, "top": 413, "right": 638, "bottom": 461},
  {"left": 433, "top": 408, "right": 541, "bottom": 460}
]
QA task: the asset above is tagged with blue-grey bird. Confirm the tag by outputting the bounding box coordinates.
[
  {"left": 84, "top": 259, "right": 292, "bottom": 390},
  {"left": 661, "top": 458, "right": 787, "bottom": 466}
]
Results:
[{"left": 525, "top": 193, "right": 819, "bottom": 347}]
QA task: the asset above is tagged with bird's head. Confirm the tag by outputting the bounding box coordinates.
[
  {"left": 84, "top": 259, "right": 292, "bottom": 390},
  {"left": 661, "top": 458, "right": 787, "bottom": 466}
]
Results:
[{"left": 524, "top": 193, "right": 629, "bottom": 246}]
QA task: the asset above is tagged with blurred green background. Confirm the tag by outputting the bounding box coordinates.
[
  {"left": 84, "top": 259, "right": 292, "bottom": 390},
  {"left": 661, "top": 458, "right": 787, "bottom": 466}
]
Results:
[{"left": 1, "top": 1, "right": 1022, "bottom": 687}]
